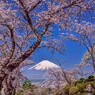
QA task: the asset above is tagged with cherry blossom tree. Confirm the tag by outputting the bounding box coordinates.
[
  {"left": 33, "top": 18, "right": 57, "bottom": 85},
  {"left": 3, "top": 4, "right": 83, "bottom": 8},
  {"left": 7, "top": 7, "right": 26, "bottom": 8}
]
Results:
[
  {"left": 62, "top": 22, "right": 95, "bottom": 71},
  {"left": 74, "top": 63, "right": 94, "bottom": 78},
  {"left": 42, "top": 67, "right": 78, "bottom": 90},
  {"left": 0, "top": 0, "right": 95, "bottom": 94},
  {"left": 82, "top": 45, "right": 95, "bottom": 65}
]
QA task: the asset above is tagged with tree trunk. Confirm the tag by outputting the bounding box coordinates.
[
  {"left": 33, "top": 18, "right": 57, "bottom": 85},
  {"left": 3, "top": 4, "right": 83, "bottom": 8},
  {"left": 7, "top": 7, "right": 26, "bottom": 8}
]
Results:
[
  {"left": 0, "top": 37, "right": 42, "bottom": 95},
  {"left": 0, "top": 74, "right": 7, "bottom": 95}
]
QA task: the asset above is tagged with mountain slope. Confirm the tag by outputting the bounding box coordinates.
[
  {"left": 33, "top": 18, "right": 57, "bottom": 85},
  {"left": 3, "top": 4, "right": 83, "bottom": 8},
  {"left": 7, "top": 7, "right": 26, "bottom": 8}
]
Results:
[
  {"left": 29, "top": 60, "right": 59, "bottom": 70},
  {"left": 22, "top": 60, "right": 60, "bottom": 80}
]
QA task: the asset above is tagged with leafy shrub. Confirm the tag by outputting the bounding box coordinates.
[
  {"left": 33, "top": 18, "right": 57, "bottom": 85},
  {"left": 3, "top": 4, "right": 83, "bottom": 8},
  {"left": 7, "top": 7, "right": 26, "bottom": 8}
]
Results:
[
  {"left": 22, "top": 81, "right": 35, "bottom": 92},
  {"left": 83, "top": 82, "right": 95, "bottom": 89},
  {"left": 16, "top": 81, "right": 36, "bottom": 95},
  {"left": 69, "top": 86, "right": 79, "bottom": 95},
  {"left": 79, "top": 78, "right": 85, "bottom": 83},
  {"left": 76, "top": 83, "right": 84, "bottom": 93},
  {"left": 63, "top": 85, "right": 70, "bottom": 95},
  {"left": 85, "top": 75, "right": 95, "bottom": 82},
  {"left": 73, "top": 81, "right": 78, "bottom": 86},
  {"left": 73, "top": 78, "right": 85, "bottom": 86}
]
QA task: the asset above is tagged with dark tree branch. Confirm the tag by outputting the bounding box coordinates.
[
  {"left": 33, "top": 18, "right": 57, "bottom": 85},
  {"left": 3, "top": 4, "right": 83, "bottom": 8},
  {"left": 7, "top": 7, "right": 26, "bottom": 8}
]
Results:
[
  {"left": 29, "top": 0, "right": 42, "bottom": 13},
  {"left": 2, "top": 25, "right": 15, "bottom": 68}
]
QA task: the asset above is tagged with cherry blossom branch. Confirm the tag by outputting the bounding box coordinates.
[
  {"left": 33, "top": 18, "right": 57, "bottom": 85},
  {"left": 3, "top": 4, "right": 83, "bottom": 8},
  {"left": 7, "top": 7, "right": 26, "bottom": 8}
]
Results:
[
  {"left": 29, "top": 0, "right": 42, "bottom": 13},
  {"left": 18, "top": 0, "right": 39, "bottom": 37},
  {"left": 55, "top": 0, "right": 85, "bottom": 14},
  {"left": 1, "top": 25, "right": 15, "bottom": 68},
  {"left": 40, "top": 23, "right": 50, "bottom": 36},
  {"left": 79, "top": 33, "right": 95, "bottom": 71}
]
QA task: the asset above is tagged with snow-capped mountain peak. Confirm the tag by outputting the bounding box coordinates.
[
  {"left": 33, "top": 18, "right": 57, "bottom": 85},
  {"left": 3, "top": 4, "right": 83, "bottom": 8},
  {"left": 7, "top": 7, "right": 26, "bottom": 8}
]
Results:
[{"left": 29, "top": 60, "right": 59, "bottom": 70}]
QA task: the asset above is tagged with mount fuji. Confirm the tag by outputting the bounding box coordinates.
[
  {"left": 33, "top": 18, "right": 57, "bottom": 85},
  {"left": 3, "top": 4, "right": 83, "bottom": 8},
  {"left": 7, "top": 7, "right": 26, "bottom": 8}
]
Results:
[
  {"left": 22, "top": 60, "right": 60, "bottom": 80},
  {"left": 29, "top": 60, "right": 59, "bottom": 70}
]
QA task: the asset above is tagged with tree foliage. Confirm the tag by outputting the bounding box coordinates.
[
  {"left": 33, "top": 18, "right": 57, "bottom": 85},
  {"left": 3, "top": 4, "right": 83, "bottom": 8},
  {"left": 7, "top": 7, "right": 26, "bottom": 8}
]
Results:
[
  {"left": 60, "top": 75, "right": 95, "bottom": 95},
  {"left": 0, "top": 0, "right": 95, "bottom": 94}
]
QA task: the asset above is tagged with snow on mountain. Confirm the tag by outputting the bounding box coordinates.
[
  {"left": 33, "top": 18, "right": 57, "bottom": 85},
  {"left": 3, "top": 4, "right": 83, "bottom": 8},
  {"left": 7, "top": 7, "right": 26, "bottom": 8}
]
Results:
[
  {"left": 22, "top": 60, "right": 60, "bottom": 81},
  {"left": 28, "top": 60, "right": 60, "bottom": 70}
]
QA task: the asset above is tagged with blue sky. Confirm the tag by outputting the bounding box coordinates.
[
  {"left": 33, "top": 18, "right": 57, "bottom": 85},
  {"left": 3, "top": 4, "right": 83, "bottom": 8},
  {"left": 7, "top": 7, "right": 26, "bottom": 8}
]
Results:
[
  {"left": 7, "top": 0, "right": 93, "bottom": 71},
  {"left": 31, "top": 40, "right": 86, "bottom": 70}
]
